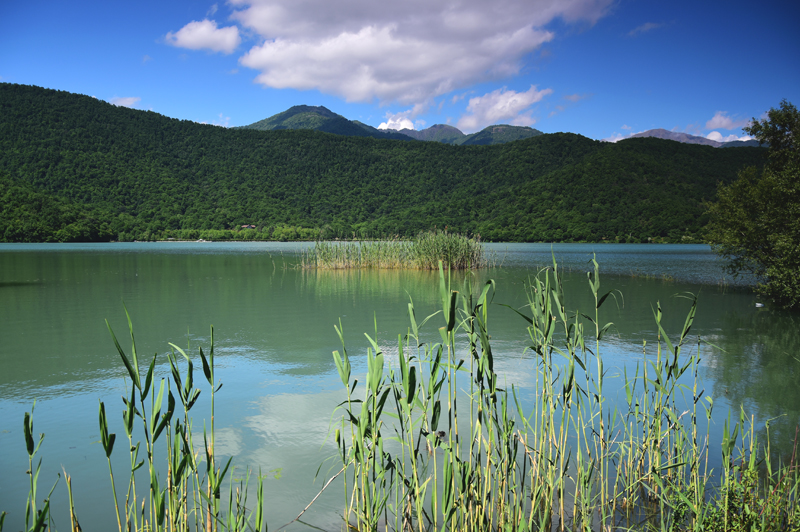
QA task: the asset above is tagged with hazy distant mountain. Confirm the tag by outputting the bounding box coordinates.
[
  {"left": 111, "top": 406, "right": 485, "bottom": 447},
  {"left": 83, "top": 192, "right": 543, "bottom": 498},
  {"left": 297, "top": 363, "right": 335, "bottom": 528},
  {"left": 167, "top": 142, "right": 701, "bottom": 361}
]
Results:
[
  {"left": 719, "top": 139, "right": 762, "bottom": 148},
  {"left": 458, "top": 124, "right": 543, "bottom": 145},
  {"left": 396, "top": 123, "right": 543, "bottom": 145},
  {"left": 238, "top": 105, "right": 411, "bottom": 141},
  {"left": 627, "top": 128, "right": 762, "bottom": 148},
  {"left": 629, "top": 128, "right": 721, "bottom": 146},
  {"left": 398, "top": 124, "right": 465, "bottom": 143}
]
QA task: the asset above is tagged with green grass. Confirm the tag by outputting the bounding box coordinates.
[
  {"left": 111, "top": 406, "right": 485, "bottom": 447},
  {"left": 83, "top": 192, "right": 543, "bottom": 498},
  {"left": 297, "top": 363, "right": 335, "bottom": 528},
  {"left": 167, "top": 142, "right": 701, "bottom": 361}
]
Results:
[{"left": 302, "top": 230, "right": 490, "bottom": 270}]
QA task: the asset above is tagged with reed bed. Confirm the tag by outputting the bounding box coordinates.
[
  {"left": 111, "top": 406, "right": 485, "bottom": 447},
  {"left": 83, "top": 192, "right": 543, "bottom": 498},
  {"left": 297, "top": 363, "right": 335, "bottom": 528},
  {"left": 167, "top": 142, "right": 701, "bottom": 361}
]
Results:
[
  {"left": 4, "top": 317, "right": 267, "bottom": 532},
  {"left": 328, "top": 259, "right": 800, "bottom": 531},
  {"left": 301, "top": 231, "right": 489, "bottom": 270}
]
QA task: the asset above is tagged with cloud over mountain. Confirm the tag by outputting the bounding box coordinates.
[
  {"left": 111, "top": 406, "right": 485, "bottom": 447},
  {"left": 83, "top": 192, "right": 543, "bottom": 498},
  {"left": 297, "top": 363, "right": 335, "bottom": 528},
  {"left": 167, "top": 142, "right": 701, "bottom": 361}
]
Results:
[
  {"left": 705, "top": 111, "right": 750, "bottom": 130},
  {"left": 231, "top": 0, "right": 612, "bottom": 105},
  {"left": 166, "top": 19, "right": 241, "bottom": 54},
  {"left": 109, "top": 96, "right": 141, "bottom": 108},
  {"left": 457, "top": 86, "right": 552, "bottom": 132}
]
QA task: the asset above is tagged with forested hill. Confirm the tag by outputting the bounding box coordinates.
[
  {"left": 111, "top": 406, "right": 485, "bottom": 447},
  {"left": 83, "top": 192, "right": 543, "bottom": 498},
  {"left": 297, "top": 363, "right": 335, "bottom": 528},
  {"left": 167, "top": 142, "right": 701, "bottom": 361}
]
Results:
[{"left": 0, "top": 83, "right": 767, "bottom": 243}]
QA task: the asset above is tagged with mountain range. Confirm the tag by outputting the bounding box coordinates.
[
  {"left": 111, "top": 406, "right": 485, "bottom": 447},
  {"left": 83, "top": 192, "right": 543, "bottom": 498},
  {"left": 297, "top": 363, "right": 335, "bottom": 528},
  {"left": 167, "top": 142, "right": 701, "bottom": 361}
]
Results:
[
  {"left": 0, "top": 83, "right": 768, "bottom": 244},
  {"left": 238, "top": 105, "right": 544, "bottom": 146},
  {"left": 629, "top": 128, "right": 762, "bottom": 148}
]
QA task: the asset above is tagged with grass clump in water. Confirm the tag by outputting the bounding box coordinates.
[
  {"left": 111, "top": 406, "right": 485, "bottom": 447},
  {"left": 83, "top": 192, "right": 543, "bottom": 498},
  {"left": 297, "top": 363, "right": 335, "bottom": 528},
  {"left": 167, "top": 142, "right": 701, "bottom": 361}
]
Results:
[{"left": 302, "top": 230, "right": 489, "bottom": 270}]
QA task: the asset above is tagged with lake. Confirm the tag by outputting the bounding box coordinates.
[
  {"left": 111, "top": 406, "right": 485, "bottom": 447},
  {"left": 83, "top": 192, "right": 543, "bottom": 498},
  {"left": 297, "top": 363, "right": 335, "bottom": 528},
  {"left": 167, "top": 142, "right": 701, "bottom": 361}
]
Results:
[{"left": 1, "top": 242, "right": 798, "bottom": 531}]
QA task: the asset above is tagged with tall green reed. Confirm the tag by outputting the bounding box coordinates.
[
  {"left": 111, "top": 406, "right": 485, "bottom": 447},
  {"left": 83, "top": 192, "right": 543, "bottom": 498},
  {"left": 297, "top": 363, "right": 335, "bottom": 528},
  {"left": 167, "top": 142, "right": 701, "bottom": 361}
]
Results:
[
  {"left": 100, "top": 310, "right": 266, "bottom": 532},
  {"left": 328, "top": 259, "right": 800, "bottom": 531}
]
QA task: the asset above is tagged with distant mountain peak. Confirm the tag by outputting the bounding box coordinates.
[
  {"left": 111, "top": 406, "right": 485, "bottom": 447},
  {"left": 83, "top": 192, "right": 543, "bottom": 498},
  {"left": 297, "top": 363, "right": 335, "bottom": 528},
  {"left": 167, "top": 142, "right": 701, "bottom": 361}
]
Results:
[
  {"left": 629, "top": 128, "right": 721, "bottom": 147},
  {"left": 625, "top": 128, "right": 762, "bottom": 148},
  {"left": 240, "top": 106, "right": 544, "bottom": 146}
]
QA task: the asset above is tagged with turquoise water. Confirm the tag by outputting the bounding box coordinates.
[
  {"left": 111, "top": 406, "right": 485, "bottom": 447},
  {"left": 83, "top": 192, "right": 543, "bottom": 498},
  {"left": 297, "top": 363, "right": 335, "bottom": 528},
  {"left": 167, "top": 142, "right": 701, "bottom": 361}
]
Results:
[{"left": 0, "top": 242, "right": 796, "bottom": 530}]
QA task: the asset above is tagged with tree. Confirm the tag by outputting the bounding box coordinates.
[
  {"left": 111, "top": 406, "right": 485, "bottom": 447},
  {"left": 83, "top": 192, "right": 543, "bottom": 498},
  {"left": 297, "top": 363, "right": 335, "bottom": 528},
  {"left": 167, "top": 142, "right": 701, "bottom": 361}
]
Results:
[{"left": 706, "top": 100, "right": 800, "bottom": 308}]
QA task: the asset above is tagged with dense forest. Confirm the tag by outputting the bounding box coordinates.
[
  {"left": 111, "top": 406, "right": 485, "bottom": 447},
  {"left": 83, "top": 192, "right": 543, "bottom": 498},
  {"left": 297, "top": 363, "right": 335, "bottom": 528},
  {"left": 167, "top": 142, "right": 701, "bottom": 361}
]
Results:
[{"left": 0, "top": 83, "right": 767, "bottom": 243}]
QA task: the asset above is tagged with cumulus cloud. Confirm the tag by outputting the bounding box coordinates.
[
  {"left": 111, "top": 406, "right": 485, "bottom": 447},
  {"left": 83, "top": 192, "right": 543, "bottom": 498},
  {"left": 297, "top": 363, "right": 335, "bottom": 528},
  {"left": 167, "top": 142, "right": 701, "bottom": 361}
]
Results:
[
  {"left": 456, "top": 85, "right": 552, "bottom": 132},
  {"left": 628, "top": 22, "right": 661, "bottom": 37},
  {"left": 109, "top": 96, "right": 141, "bottom": 108},
  {"left": 706, "top": 131, "right": 753, "bottom": 143},
  {"left": 621, "top": 124, "right": 631, "bottom": 130},
  {"left": 378, "top": 110, "right": 415, "bottom": 130},
  {"left": 603, "top": 132, "right": 628, "bottom": 143},
  {"left": 165, "top": 19, "right": 241, "bottom": 54},
  {"left": 232, "top": 0, "right": 612, "bottom": 105},
  {"left": 705, "top": 111, "right": 750, "bottom": 130}
]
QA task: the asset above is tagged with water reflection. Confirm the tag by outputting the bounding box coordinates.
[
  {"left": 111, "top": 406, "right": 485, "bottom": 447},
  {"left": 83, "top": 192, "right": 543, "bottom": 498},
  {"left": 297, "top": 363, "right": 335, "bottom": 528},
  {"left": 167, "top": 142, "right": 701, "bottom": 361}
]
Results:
[{"left": 706, "top": 309, "right": 800, "bottom": 458}]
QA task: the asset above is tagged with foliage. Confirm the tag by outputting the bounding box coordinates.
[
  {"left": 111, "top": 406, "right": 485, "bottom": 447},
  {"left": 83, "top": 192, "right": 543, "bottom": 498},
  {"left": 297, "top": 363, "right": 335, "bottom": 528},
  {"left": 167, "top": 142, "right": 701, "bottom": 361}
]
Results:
[
  {"left": 706, "top": 100, "right": 800, "bottom": 308},
  {"left": 1, "top": 83, "right": 766, "bottom": 244}
]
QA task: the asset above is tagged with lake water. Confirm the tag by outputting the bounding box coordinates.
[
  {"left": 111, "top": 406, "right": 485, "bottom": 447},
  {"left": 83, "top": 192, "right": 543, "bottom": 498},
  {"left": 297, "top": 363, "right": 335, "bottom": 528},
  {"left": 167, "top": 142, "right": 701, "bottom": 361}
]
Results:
[{"left": 1, "top": 243, "right": 798, "bottom": 530}]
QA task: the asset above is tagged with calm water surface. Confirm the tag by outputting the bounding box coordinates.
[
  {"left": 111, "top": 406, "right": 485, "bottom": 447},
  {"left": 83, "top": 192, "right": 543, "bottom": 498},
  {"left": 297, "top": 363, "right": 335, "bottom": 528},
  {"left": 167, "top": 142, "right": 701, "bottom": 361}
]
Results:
[{"left": 1, "top": 243, "right": 797, "bottom": 530}]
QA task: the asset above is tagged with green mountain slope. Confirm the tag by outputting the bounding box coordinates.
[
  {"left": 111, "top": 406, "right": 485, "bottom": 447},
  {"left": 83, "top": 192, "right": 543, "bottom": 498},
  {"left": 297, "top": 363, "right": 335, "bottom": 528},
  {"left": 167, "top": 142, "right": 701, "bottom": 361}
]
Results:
[
  {"left": 238, "top": 105, "right": 411, "bottom": 140},
  {"left": 0, "top": 83, "right": 767, "bottom": 243},
  {"left": 458, "top": 124, "right": 543, "bottom": 145},
  {"left": 398, "top": 124, "right": 466, "bottom": 143}
]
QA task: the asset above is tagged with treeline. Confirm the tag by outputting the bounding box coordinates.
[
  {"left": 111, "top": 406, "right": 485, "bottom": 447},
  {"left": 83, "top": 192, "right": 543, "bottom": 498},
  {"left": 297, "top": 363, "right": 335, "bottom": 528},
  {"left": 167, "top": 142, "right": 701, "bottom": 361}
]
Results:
[{"left": 0, "top": 83, "right": 767, "bottom": 243}]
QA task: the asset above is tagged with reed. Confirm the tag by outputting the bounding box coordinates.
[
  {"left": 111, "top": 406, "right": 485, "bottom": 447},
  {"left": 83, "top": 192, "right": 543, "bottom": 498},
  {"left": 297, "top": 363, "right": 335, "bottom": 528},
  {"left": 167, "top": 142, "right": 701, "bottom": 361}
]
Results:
[
  {"left": 328, "top": 259, "right": 800, "bottom": 531},
  {"left": 96, "top": 314, "right": 267, "bottom": 532},
  {"left": 301, "top": 230, "right": 490, "bottom": 270}
]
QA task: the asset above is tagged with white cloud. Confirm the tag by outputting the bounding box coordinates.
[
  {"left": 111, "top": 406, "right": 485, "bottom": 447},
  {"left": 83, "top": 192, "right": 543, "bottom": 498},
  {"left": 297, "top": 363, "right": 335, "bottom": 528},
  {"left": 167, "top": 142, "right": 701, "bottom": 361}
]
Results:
[
  {"left": 628, "top": 22, "right": 661, "bottom": 37},
  {"left": 109, "top": 96, "right": 141, "bottom": 107},
  {"left": 214, "top": 113, "right": 231, "bottom": 127},
  {"left": 207, "top": 3, "right": 219, "bottom": 17},
  {"left": 603, "top": 132, "right": 628, "bottom": 143},
  {"left": 621, "top": 124, "right": 631, "bottom": 130},
  {"left": 165, "top": 19, "right": 241, "bottom": 54},
  {"left": 456, "top": 85, "right": 552, "bottom": 132},
  {"left": 231, "top": 0, "right": 612, "bottom": 105},
  {"left": 705, "top": 111, "right": 749, "bottom": 130},
  {"left": 706, "top": 131, "right": 753, "bottom": 143},
  {"left": 378, "top": 110, "right": 415, "bottom": 130},
  {"left": 142, "top": 55, "right": 152, "bottom": 64}
]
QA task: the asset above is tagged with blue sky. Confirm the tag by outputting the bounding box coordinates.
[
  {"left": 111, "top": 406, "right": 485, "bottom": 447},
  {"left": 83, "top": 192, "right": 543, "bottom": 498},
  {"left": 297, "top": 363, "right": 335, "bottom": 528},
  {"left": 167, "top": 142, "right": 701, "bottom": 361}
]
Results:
[{"left": 1, "top": 0, "right": 798, "bottom": 140}]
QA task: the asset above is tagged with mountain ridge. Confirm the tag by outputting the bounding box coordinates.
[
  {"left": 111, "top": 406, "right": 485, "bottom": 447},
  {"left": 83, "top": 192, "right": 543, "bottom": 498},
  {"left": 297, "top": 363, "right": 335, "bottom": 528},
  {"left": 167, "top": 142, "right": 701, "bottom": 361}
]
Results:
[
  {"left": 0, "top": 83, "right": 768, "bottom": 244},
  {"left": 240, "top": 106, "right": 544, "bottom": 145},
  {"left": 626, "top": 128, "right": 761, "bottom": 148}
]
